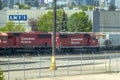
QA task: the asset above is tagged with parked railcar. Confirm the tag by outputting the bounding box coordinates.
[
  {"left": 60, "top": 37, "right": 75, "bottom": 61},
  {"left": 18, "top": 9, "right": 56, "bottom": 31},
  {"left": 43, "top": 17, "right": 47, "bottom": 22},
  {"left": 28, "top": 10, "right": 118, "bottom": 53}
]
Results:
[
  {"left": 106, "top": 33, "right": 120, "bottom": 50},
  {"left": 96, "top": 32, "right": 120, "bottom": 51},
  {"left": 56, "top": 32, "right": 99, "bottom": 53}
]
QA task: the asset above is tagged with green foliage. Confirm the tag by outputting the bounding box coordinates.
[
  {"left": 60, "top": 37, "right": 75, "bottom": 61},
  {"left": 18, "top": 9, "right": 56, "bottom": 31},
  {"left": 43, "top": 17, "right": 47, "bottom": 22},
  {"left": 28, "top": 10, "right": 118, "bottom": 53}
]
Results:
[
  {"left": 37, "top": 11, "right": 53, "bottom": 32},
  {"left": 78, "top": 5, "right": 94, "bottom": 11},
  {"left": 60, "top": 10, "right": 68, "bottom": 31},
  {"left": 37, "top": 9, "right": 68, "bottom": 32},
  {"left": 19, "top": 4, "right": 31, "bottom": 9},
  {"left": 88, "top": 6, "right": 95, "bottom": 11},
  {"left": 67, "top": 12, "right": 92, "bottom": 32},
  {"left": 0, "top": 21, "right": 26, "bottom": 32},
  {"left": 56, "top": 10, "right": 68, "bottom": 32},
  {"left": 28, "top": 18, "right": 38, "bottom": 31},
  {"left": 0, "top": 69, "right": 5, "bottom": 80},
  {"left": 80, "top": 6, "right": 88, "bottom": 11}
]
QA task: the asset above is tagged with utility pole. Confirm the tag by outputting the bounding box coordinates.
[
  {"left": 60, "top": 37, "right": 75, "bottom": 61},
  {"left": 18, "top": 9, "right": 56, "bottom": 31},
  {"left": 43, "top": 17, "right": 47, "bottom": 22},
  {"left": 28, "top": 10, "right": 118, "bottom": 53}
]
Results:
[{"left": 50, "top": 0, "right": 57, "bottom": 70}]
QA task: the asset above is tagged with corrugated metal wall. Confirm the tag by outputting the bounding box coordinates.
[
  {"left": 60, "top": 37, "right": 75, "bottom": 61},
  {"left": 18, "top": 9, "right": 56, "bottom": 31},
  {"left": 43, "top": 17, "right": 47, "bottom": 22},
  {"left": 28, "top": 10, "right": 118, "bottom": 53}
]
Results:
[{"left": 93, "top": 10, "right": 120, "bottom": 32}]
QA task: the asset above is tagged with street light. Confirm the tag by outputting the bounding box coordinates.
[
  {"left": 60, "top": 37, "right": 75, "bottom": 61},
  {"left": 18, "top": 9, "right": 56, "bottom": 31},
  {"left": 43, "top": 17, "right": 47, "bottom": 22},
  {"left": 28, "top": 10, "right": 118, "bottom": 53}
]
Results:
[{"left": 50, "top": 0, "right": 57, "bottom": 70}]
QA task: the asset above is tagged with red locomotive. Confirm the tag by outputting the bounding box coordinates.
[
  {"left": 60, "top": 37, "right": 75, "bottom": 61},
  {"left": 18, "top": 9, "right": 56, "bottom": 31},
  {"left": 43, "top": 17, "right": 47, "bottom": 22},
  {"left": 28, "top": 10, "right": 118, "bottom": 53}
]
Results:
[
  {"left": 56, "top": 32, "right": 99, "bottom": 53},
  {"left": 0, "top": 32, "right": 99, "bottom": 55},
  {"left": 0, "top": 32, "right": 52, "bottom": 55}
]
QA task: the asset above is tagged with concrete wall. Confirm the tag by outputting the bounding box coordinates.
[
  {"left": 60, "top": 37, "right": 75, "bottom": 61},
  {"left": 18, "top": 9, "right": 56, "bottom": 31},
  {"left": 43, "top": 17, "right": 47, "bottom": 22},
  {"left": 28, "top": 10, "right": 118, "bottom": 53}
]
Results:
[{"left": 0, "top": 11, "right": 7, "bottom": 27}]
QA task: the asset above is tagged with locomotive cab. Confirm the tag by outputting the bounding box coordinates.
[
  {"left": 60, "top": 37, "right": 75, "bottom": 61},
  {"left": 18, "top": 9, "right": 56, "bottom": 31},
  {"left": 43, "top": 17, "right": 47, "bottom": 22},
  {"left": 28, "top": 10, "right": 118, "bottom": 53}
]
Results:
[
  {"left": 89, "top": 35, "right": 99, "bottom": 46},
  {"left": 0, "top": 33, "right": 8, "bottom": 46}
]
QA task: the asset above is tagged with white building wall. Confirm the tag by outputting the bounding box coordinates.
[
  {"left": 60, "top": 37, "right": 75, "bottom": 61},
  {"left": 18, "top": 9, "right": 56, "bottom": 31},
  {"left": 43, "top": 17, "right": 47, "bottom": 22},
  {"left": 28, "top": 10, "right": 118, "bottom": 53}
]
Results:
[
  {"left": 0, "top": 11, "right": 7, "bottom": 27},
  {"left": 0, "top": 10, "right": 49, "bottom": 31}
]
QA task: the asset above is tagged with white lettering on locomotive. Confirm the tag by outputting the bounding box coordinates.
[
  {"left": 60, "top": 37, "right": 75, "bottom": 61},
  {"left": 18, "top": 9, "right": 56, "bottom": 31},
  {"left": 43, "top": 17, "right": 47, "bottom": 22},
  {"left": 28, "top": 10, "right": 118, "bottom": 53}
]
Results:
[
  {"left": 21, "top": 37, "right": 35, "bottom": 44},
  {"left": 3, "top": 41, "right": 7, "bottom": 43},
  {"left": 71, "top": 38, "right": 82, "bottom": 44},
  {"left": 21, "top": 37, "right": 35, "bottom": 40},
  {"left": 71, "top": 38, "right": 83, "bottom": 41},
  {"left": 21, "top": 41, "right": 31, "bottom": 43},
  {"left": 71, "top": 42, "right": 80, "bottom": 44}
]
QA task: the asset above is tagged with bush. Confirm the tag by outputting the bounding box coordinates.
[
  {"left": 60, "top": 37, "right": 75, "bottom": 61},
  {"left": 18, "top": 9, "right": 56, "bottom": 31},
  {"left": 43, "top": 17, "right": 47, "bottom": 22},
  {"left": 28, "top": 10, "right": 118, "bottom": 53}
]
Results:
[{"left": 0, "top": 69, "right": 5, "bottom": 80}]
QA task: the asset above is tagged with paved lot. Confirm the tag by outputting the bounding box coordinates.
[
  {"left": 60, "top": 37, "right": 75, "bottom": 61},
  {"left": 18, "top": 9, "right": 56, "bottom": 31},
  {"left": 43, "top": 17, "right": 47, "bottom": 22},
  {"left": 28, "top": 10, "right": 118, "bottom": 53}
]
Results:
[{"left": 28, "top": 73, "right": 120, "bottom": 80}]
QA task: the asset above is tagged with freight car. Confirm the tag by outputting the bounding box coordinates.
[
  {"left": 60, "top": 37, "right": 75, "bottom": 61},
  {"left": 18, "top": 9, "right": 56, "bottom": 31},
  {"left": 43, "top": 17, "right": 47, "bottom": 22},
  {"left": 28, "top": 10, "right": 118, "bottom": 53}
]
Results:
[
  {"left": 56, "top": 32, "right": 99, "bottom": 53},
  {"left": 96, "top": 32, "right": 120, "bottom": 50},
  {"left": 108, "top": 33, "right": 120, "bottom": 50},
  {"left": 0, "top": 32, "right": 52, "bottom": 55}
]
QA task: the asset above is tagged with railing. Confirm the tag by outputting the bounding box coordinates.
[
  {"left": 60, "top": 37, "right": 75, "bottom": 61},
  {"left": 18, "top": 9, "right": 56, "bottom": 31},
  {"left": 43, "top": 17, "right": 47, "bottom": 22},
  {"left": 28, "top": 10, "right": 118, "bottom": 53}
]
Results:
[{"left": 0, "top": 52, "right": 120, "bottom": 80}]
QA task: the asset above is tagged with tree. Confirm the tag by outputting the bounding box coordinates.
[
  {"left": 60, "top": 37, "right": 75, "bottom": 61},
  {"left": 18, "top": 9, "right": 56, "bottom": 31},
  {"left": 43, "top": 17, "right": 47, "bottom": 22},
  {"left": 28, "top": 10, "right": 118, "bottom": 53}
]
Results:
[
  {"left": 0, "top": 21, "right": 26, "bottom": 32},
  {"left": 88, "top": 6, "right": 95, "bottom": 11},
  {"left": 67, "top": 12, "right": 92, "bottom": 32},
  {"left": 37, "top": 9, "right": 68, "bottom": 32},
  {"left": 0, "top": 0, "right": 3, "bottom": 10},
  {"left": 37, "top": 11, "right": 53, "bottom": 32},
  {"left": 0, "top": 69, "right": 5, "bottom": 80},
  {"left": 19, "top": 4, "right": 31, "bottom": 9},
  {"left": 60, "top": 9, "right": 68, "bottom": 31},
  {"left": 108, "top": 4, "right": 116, "bottom": 11},
  {"left": 28, "top": 18, "right": 38, "bottom": 31},
  {"left": 80, "top": 6, "right": 88, "bottom": 11}
]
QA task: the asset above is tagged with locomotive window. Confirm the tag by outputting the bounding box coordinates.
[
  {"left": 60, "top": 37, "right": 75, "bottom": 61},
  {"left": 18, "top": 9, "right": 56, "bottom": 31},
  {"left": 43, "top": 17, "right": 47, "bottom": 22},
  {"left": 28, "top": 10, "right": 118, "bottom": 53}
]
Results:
[
  {"left": 2, "top": 36, "right": 8, "bottom": 41},
  {"left": 38, "top": 34, "right": 51, "bottom": 38},
  {"left": 92, "top": 37, "right": 96, "bottom": 40},
  {"left": 59, "top": 34, "right": 68, "bottom": 38},
  {"left": 13, "top": 33, "right": 20, "bottom": 36},
  {"left": 84, "top": 34, "right": 89, "bottom": 38}
]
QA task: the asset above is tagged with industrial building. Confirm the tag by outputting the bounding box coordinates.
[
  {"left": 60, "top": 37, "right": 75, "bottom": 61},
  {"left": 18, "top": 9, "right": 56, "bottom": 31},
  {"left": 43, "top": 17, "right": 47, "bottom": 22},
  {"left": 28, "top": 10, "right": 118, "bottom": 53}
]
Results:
[{"left": 93, "top": 10, "right": 120, "bottom": 32}]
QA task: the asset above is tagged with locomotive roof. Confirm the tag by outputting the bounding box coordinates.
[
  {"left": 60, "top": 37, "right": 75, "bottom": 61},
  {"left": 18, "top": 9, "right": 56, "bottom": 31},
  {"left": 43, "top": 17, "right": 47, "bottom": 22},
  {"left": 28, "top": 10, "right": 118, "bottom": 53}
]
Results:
[
  {"left": 0, "top": 32, "right": 8, "bottom": 36},
  {"left": 56, "top": 32, "right": 95, "bottom": 34},
  {"left": 7, "top": 32, "right": 50, "bottom": 34}
]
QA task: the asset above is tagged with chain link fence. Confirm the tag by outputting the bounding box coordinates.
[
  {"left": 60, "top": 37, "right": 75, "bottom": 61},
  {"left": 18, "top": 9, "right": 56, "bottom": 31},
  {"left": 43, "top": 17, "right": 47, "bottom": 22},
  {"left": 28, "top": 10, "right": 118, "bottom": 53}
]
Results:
[{"left": 0, "top": 52, "right": 120, "bottom": 80}]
